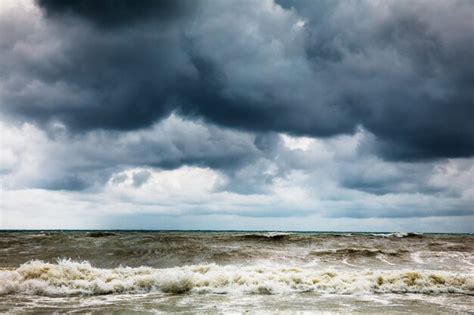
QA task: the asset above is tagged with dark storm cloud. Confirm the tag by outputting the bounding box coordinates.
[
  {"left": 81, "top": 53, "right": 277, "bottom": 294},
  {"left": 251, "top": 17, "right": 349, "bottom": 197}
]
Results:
[
  {"left": 37, "top": 0, "right": 192, "bottom": 27},
  {"left": 1, "top": 0, "right": 473, "bottom": 161},
  {"left": 287, "top": 0, "right": 474, "bottom": 160},
  {"left": 339, "top": 162, "right": 445, "bottom": 197}
]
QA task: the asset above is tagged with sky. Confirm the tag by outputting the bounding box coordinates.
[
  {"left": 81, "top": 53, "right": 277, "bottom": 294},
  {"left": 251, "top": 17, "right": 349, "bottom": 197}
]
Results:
[{"left": 0, "top": 0, "right": 473, "bottom": 232}]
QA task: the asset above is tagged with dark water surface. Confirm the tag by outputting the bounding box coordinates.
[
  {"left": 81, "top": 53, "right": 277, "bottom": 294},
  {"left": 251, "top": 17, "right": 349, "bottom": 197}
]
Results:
[{"left": 1, "top": 231, "right": 473, "bottom": 313}]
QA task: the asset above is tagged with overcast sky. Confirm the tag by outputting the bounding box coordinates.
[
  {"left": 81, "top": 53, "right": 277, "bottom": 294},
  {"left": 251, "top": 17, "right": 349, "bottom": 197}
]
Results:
[{"left": 1, "top": 0, "right": 473, "bottom": 232}]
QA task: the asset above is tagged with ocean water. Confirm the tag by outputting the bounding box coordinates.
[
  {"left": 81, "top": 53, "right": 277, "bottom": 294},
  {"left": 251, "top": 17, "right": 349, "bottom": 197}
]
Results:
[{"left": 0, "top": 231, "right": 472, "bottom": 314}]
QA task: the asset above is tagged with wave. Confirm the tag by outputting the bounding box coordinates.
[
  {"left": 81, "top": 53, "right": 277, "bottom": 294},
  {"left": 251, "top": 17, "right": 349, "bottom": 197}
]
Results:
[
  {"left": 1, "top": 260, "right": 472, "bottom": 297},
  {"left": 234, "top": 232, "right": 296, "bottom": 241},
  {"left": 371, "top": 232, "right": 424, "bottom": 238},
  {"left": 310, "top": 248, "right": 408, "bottom": 258},
  {"left": 87, "top": 232, "right": 118, "bottom": 238}
]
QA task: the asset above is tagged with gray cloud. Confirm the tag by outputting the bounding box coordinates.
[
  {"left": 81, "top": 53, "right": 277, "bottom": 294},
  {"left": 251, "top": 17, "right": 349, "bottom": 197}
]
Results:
[
  {"left": 0, "top": 115, "right": 262, "bottom": 191},
  {"left": 131, "top": 170, "right": 151, "bottom": 187},
  {"left": 1, "top": 118, "right": 473, "bottom": 223},
  {"left": 37, "top": 0, "right": 193, "bottom": 28},
  {"left": 0, "top": 0, "right": 473, "bottom": 229},
  {"left": 0, "top": 0, "right": 471, "bottom": 161}
]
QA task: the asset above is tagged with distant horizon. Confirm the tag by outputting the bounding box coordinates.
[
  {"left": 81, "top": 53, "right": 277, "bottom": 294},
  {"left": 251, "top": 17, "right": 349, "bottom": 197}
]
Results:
[{"left": 1, "top": 229, "right": 472, "bottom": 235}]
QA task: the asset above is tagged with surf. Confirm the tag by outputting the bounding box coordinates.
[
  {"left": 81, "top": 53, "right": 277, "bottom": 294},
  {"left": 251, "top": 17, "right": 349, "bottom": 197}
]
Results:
[{"left": 1, "top": 259, "right": 472, "bottom": 297}]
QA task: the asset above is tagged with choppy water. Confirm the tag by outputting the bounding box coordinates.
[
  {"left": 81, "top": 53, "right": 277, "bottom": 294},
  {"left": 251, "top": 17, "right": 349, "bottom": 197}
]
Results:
[{"left": 0, "top": 231, "right": 473, "bottom": 314}]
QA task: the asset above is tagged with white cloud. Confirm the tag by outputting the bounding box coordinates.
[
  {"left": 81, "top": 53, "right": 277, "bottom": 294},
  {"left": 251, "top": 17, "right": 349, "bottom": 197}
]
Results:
[
  {"left": 1, "top": 119, "right": 473, "bottom": 230},
  {"left": 281, "top": 134, "right": 314, "bottom": 151}
]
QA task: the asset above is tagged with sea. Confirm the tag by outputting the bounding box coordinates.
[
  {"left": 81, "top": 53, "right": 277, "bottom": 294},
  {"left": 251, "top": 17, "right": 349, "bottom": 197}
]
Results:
[{"left": 0, "top": 231, "right": 472, "bottom": 314}]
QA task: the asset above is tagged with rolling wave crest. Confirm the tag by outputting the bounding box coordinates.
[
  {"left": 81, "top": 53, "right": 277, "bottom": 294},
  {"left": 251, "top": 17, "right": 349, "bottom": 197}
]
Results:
[{"left": 1, "top": 259, "right": 472, "bottom": 296}]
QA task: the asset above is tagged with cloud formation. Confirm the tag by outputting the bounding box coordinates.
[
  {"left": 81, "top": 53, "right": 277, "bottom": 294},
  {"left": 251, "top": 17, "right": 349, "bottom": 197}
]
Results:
[
  {"left": 37, "top": 0, "right": 193, "bottom": 27},
  {"left": 0, "top": 0, "right": 473, "bottom": 230},
  {"left": 0, "top": 115, "right": 261, "bottom": 191},
  {"left": 0, "top": 0, "right": 471, "bottom": 160}
]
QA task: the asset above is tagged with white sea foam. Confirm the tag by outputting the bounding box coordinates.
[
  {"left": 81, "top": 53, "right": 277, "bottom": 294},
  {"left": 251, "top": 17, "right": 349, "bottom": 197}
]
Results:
[
  {"left": 371, "top": 232, "right": 423, "bottom": 238},
  {"left": 341, "top": 258, "right": 357, "bottom": 267},
  {"left": 262, "top": 232, "right": 294, "bottom": 237},
  {"left": 460, "top": 253, "right": 474, "bottom": 267},
  {"left": 411, "top": 252, "right": 425, "bottom": 264},
  {"left": 376, "top": 254, "right": 395, "bottom": 266},
  {"left": 0, "top": 259, "right": 472, "bottom": 297}
]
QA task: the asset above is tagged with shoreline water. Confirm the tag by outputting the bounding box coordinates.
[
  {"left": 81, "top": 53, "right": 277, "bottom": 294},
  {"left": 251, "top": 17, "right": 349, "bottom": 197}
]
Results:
[{"left": 1, "top": 231, "right": 472, "bottom": 313}]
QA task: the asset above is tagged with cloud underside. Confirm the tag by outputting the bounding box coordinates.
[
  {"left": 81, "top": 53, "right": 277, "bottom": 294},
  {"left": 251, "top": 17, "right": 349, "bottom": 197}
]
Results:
[
  {"left": 2, "top": 117, "right": 473, "bottom": 227},
  {"left": 2, "top": 0, "right": 473, "bottom": 160},
  {"left": 0, "top": 0, "right": 473, "bottom": 230}
]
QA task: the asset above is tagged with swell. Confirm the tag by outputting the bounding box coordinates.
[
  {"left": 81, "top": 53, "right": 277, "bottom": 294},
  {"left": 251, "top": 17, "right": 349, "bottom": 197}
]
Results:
[
  {"left": 1, "top": 232, "right": 472, "bottom": 270},
  {"left": 1, "top": 260, "right": 472, "bottom": 297},
  {"left": 310, "top": 248, "right": 409, "bottom": 258},
  {"left": 233, "top": 232, "right": 296, "bottom": 241},
  {"left": 370, "top": 232, "right": 424, "bottom": 238}
]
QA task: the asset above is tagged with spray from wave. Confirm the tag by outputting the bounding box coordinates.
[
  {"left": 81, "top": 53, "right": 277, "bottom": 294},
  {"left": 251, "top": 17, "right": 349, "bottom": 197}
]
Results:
[{"left": 1, "top": 259, "right": 472, "bottom": 297}]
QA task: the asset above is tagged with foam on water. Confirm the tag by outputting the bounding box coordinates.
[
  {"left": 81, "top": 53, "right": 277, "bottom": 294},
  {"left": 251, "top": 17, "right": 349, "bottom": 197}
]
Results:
[
  {"left": 411, "top": 252, "right": 425, "bottom": 264},
  {"left": 371, "top": 232, "right": 424, "bottom": 238},
  {"left": 376, "top": 254, "right": 396, "bottom": 266},
  {"left": 0, "top": 259, "right": 472, "bottom": 297}
]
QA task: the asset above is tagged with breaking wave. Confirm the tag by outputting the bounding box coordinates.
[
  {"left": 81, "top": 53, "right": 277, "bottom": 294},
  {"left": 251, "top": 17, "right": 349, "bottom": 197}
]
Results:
[
  {"left": 371, "top": 232, "right": 424, "bottom": 238},
  {"left": 1, "top": 260, "right": 472, "bottom": 297},
  {"left": 310, "top": 248, "right": 408, "bottom": 258},
  {"left": 234, "top": 232, "right": 296, "bottom": 241}
]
